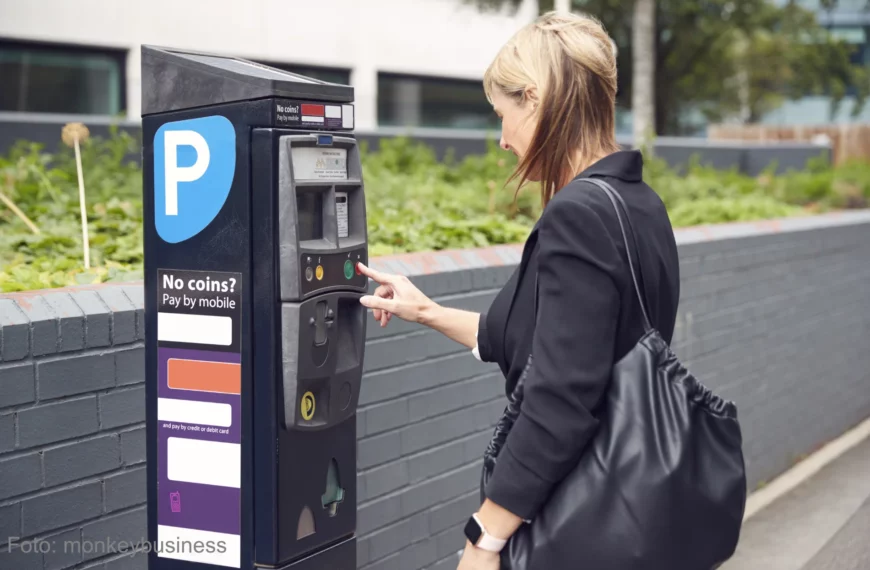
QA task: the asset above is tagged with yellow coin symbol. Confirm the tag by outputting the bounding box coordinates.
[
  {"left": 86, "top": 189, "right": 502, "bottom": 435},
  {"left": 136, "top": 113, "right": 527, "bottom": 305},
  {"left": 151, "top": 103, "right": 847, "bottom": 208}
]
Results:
[{"left": 301, "top": 391, "right": 316, "bottom": 420}]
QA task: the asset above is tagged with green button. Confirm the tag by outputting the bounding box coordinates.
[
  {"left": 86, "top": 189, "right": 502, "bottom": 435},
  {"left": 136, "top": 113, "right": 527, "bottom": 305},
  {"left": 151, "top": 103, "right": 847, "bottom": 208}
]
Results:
[{"left": 344, "top": 259, "right": 354, "bottom": 280}]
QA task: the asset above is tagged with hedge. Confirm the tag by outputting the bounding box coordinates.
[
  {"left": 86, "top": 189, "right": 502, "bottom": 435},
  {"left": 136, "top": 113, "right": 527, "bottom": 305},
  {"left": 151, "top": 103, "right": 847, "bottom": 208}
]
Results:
[{"left": 1, "top": 128, "right": 869, "bottom": 293}]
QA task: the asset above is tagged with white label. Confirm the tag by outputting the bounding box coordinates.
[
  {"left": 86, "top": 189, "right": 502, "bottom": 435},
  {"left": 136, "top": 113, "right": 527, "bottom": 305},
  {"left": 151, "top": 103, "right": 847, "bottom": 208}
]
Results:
[
  {"left": 157, "top": 313, "right": 232, "bottom": 346},
  {"left": 158, "top": 398, "right": 232, "bottom": 427},
  {"left": 167, "top": 437, "right": 241, "bottom": 488},
  {"left": 342, "top": 105, "right": 354, "bottom": 129},
  {"left": 291, "top": 147, "right": 347, "bottom": 180},
  {"left": 158, "top": 525, "right": 241, "bottom": 567},
  {"left": 336, "top": 192, "right": 349, "bottom": 238}
]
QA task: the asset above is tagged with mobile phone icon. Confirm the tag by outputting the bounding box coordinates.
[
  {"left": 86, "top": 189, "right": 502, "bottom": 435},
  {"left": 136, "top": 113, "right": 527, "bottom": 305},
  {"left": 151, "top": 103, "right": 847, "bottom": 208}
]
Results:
[{"left": 170, "top": 492, "right": 181, "bottom": 513}]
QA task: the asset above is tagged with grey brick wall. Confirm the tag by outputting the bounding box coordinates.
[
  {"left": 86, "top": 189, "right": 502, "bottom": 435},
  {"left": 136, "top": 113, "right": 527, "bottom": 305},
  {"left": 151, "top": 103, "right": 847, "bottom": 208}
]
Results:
[
  {"left": 0, "top": 287, "right": 146, "bottom": 570},
  {"left": 1, "top": 211, "right": 869, "bottom": 570}
]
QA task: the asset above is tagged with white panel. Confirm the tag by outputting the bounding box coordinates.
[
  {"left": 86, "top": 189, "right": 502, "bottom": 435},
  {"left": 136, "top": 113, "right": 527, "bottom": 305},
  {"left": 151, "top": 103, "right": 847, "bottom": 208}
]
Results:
[
  {"left": 157, "top": 525, "right": 241, "bottom": 568},
  {"left": 157, "top": 313, "right": 232, "bottom": 346},
  {"left": 167, "top": 437, "right": 240, "bottom": 488},
  {"left": 158, "top": 398, "right": 232, "bottom": 427},
  {"left": 325, "top": 105, "right": 341, "bottom": 118},
  {"left": 342, "top": 105, "right": 354, "bottom": 129}
]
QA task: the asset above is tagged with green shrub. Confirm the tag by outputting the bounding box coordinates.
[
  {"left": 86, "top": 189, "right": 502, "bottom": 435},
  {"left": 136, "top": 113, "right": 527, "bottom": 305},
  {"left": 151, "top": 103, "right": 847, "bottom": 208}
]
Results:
[
  {"left": 362, "top": 138, "right": 539, "bottom": 256},
  {"left": 824, "top": 159, "right": 870, "bottom": 209},
  {"left": 667, "top": 196, "right": 804, "bottom": 227},
  {"left": 0, "top": 128, "right": 143, "bottom": 292},
  {"left": 0, "top": 129, "right": 867, "bottom": 293}
]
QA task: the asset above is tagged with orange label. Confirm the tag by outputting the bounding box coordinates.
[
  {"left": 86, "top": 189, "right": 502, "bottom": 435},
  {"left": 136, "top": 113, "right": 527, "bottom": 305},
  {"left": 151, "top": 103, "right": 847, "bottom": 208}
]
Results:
[{"left": 167, "top": 359, "right": 241, "bottom": 395}]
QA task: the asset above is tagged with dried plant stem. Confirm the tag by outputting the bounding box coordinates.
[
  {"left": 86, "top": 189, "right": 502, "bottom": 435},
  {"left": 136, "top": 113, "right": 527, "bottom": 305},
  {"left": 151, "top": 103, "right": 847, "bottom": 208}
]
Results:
[
  {"left": 63, "top": 122, "right": 91, "bottom": 270},
  {"left": 74, "top": 139, "right": 90, "bottom": 269},
  {"left": 0, "top": 178, "right": 41, "bottom": 234}
]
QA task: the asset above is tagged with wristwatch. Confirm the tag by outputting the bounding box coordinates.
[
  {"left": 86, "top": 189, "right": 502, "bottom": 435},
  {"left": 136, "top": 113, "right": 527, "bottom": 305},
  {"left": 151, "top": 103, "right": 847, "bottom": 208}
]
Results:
[{"left": 463, "top": 513, "right": 507, "bottom": 552}]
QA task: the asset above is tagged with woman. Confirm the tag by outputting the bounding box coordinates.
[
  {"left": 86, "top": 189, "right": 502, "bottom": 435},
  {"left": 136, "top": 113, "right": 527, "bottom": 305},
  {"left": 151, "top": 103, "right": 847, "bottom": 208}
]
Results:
[{"left": 356, "top": 11, "right": 681, "bottom": 570}]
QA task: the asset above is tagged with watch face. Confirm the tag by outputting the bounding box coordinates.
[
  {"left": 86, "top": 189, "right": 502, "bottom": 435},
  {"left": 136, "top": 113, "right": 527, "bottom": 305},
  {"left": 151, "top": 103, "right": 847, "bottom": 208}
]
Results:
[{"left": 464, "top": 516, "right": 483, "bottom": 545}]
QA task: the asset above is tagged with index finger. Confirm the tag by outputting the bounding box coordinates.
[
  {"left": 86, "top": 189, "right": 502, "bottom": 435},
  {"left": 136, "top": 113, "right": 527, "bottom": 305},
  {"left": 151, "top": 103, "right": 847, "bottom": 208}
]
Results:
[{"left": 356, "top": 261, "right": 397, "bottom": 285}]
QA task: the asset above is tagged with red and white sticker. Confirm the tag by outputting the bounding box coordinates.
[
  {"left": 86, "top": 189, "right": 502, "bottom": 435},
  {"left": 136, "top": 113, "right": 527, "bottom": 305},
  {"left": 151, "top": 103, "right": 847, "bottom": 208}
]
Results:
[{"left": 301, "top": 104, "right": 325, "bottom": 124}]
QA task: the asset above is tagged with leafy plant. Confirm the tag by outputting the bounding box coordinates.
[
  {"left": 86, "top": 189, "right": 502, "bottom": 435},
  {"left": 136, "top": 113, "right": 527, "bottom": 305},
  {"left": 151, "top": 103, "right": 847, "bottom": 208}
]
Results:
[
  {"left": 1, "top": 130, "right": 868, "bottom": 293},
  {"left": 0, "top": 126, "right": 143, "bottom": 292}
]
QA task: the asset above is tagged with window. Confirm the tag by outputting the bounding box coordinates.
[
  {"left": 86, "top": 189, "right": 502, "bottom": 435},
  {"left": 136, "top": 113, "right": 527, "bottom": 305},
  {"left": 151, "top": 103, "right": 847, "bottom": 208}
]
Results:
[
  {"left": 792, "top": 0, "right": 869, "bottom": 10},
  {"left": 377, "top": 73, "right": 498, "bottom": 130},
  {"left": 829, "top": 26, "right": 868, "bottom": 66},
  {"left": 0, "top": 40, "right": 125, "bottom": 115},
  {"left": 256, "top": 61, "right": 351, "bottom": 86},
  {"left": 827, "top": 26, "right": 869, "bottom": 96}
]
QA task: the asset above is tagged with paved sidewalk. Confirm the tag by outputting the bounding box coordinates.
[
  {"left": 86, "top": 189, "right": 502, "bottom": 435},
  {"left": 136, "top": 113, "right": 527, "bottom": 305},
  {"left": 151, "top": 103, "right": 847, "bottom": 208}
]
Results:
[
  {"left": 721, "top": 436, "right": 870, "bottom": 570},
  {"left": 801, "top": 494, "right": 870, "bottom": 570}
]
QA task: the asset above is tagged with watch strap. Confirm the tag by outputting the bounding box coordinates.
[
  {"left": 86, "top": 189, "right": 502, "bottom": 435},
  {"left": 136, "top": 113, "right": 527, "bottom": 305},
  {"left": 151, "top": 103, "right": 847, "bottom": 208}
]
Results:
[{"left": 472, "top": 514, "right": 507, "bottom": 552}]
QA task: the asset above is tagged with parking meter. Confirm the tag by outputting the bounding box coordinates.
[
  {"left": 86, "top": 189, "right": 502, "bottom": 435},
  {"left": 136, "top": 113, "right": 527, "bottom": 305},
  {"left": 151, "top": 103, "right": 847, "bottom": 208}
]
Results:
[{"left": 141, "top": 45, "right": 366, "bottom": 570}]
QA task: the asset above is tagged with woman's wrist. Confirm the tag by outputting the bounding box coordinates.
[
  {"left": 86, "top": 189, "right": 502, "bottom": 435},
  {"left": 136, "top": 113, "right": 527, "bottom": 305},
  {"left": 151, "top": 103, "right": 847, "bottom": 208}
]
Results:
[
  {"left": 477, "top": 499, "right": 523, "bottom": 541},
  {"left": 416, "top": 303, "right": 480, "bottom": 350},
  {"left": 416, "top": 300, "right": 441, "bottom": 326}
]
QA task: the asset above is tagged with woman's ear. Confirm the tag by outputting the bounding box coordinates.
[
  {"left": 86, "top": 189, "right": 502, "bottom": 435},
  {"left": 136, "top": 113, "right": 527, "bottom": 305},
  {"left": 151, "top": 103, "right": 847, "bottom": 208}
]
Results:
[{"left": 524, "top": 86, "right": 540, "bottom": 111}]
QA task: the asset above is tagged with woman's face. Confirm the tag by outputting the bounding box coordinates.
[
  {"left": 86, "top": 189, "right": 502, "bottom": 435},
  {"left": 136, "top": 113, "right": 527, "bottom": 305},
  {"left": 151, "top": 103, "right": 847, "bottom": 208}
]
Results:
[{"left": 491, "top": 88, "right": 538, "bottom": 162}]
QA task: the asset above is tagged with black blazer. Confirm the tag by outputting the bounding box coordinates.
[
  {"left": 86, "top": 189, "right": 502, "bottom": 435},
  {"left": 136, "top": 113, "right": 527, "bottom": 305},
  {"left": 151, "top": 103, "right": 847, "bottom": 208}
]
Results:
[{"left": 477, "top": 150, "right": 681, "bottom": 520}]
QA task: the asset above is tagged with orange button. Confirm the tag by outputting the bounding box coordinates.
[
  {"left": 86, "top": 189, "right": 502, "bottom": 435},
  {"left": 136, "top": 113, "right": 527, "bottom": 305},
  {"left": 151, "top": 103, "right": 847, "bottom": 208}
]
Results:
[{"left": 315, "top": 265, "right": 324, "bottom": 280}]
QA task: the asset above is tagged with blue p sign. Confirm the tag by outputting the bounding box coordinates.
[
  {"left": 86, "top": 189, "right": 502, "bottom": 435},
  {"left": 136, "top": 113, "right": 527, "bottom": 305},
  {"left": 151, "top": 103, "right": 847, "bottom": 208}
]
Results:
[{"left": 154, "top": 115, "right": 236, "bottom": 243}]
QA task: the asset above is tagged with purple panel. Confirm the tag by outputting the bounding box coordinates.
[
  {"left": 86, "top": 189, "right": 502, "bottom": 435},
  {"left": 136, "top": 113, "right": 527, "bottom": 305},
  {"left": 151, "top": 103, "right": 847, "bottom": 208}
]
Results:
[{"left": 157, "top": 346, "right": 242, "bottom": 536}]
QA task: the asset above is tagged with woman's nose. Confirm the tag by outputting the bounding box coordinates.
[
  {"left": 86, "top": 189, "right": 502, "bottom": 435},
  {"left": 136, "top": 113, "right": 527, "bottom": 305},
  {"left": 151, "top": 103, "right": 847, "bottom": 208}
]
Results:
[{"left": 499, "top": 137, "right": 510, "bottom": 151}]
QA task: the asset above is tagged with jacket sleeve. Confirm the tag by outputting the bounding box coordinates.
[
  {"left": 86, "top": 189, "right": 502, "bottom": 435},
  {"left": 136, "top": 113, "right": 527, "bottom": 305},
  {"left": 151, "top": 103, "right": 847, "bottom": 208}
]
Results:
[
  {"left": 483, "top": 194, "right": 621, "bottom": 520},
  {"left": 475, "top": 311, "right": 495, "bottom": 363}
]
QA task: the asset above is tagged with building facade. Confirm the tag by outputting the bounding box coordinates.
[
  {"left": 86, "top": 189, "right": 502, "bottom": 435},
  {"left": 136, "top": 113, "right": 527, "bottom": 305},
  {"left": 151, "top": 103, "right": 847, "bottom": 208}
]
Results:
[
  {"left": 0, "top": 0, "right": 866, "bottom": 137},
  {"left": 760, "top": 0, "right": 870, "bottom": 125},
  {"left": 0, "top": 0, "right": 538, "bottom": 131}
]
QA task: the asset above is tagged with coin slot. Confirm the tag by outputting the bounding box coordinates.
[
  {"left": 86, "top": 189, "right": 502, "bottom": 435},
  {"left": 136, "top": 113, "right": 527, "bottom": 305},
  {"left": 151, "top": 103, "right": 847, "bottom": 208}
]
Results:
[{"left": 313, "top": 300, "right": 328, "bottom": 345}]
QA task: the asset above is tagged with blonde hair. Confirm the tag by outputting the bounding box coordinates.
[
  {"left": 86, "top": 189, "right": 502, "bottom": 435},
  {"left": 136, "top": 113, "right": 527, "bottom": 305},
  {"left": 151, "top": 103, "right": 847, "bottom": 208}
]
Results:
[{"left": 484, "top": 11, "right": 622, "bottom": 207}]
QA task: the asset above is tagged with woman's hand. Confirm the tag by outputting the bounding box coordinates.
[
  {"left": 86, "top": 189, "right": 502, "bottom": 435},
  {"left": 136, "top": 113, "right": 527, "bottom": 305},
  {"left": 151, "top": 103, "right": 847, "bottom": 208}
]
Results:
[
  {"left": 356, "top": 262, "right": 436, "bottom": 326},
  {"left": 457, "top": 542, "right": 500, "bottom": 570},
  {"left": 356, "top": 262, "right": 480, "bottom": 348}
]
